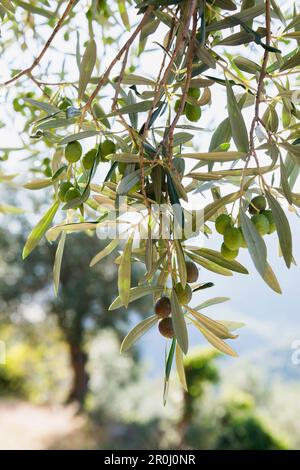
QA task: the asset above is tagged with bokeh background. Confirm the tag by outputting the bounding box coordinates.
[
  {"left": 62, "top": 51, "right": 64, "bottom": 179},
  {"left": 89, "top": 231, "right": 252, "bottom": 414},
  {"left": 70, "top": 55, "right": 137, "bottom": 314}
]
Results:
[{"left": 0, "top": 0, "right": 300, "bottom": 450}]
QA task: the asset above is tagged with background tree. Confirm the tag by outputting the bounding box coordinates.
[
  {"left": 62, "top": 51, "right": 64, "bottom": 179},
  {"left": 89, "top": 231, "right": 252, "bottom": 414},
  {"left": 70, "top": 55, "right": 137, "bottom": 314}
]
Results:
[{"left": 0, "top": 215, "right": 148, "bottom": 405}]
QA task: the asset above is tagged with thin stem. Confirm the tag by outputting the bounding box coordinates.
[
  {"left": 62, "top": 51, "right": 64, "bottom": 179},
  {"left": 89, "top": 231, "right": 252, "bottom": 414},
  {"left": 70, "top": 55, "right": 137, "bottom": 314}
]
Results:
[
  {"left": 81, "top": 7, "right": 154, "bottom": 118},
  {"left": 240, "top": 0, "right": 271, "bottom": 202},
  {"left": 2, "top": 0, "right": 76, "bottom": 87}
]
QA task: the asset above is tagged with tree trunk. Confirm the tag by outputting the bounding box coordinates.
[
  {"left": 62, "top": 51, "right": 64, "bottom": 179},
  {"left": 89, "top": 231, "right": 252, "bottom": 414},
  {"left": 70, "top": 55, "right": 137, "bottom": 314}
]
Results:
[{"left": 67, "top": 341, "right": 89, "bottom": 406}]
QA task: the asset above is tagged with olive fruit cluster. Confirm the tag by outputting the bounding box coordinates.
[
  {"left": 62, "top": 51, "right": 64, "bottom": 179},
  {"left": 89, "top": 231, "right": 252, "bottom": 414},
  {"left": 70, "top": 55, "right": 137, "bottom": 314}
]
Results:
[
  {"left": 60, "top": 139, "right": 117, "bottom": 207},
  {"left": 215, "top": 214, "right": 245, "bottom": 260},
  {"left": 248, "top": 195, "right": 275, "bottom": 236},
  {"left": 58, "top": 181, "right": 81, "bottom": 205},
  {"left": 155, "top": 297, "right": 174, "bottom": 339},
  {"left": 155, "top": 261, "right": 198, "bottom": 338},
  {"left": 174, "top": 88, "right": 202, "bottom": 122},
  {"left": 64, "top": 139, "right": 116, "bottom": 168},
  {"left": 215, "top": 195, "right": 276, "bottom": 260}
]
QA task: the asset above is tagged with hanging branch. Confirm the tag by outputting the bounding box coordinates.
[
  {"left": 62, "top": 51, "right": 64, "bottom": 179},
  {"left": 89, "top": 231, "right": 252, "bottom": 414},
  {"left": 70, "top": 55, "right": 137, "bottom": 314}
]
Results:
[{"left": 240, "top": 0, "right": 272, "bottom": 199}]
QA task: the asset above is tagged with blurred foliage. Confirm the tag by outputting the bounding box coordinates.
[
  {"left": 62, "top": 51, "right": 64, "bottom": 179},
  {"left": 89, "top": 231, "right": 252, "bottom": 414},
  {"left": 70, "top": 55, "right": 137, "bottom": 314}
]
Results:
[
  {"left": 0, "top": 321, "right": 70, "bottom": 403},
  {"left": 85, "top": 346, "right": 289, "bottom": 450},
  {"left": 0, "top": 215, "right": 150, "bottom": 404},
  {"left": 0, "top": 320, "right": 294, "bottom": 449},
  {"left": 213, "top": 392, "right": 286, "bottom": 450}
]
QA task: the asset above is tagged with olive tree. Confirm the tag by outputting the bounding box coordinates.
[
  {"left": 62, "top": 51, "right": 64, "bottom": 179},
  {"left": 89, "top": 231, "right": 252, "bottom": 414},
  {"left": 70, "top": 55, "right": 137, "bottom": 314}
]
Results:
[{"left": 1, "top": 0, "right": 300, "bottom": 398}]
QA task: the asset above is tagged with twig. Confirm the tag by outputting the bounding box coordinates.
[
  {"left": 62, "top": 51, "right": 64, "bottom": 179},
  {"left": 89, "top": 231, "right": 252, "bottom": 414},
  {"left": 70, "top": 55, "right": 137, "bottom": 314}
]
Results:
[
  {"left": 167, "top": 7, "right": 198, "bottom": 160},
  {"left": 2, "top": 0, "right": 76, "bottom": 87},
  {"left": 240, "top": 0, "right": 271, "bottom": 201},
  {"left": 142, "top": 1, "right": 197, "bottom": 138},
  {"left": 82, "top": 7, "right": 154, "bottom": 117}
]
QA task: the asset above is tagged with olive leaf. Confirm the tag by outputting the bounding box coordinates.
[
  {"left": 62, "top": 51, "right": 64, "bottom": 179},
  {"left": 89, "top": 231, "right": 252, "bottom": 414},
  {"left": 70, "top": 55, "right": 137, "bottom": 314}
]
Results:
[
  {"left": 187, "top": 252, "right": 233, "bottom": 276},
  {"left": 271, "top": 0, "right": 286, "bottom": 25},
  {"left": 284, "top": 12, "right": 300, "bottom": 32},
  {"left": 194, "top": 297, "right": 230, "bottom": 311},
  {"left": 265, "top": 191, "right": 293, "bottom": 268},
  {"left": 217, "top": 29, "right": 266, "bottom": 47},
  {"left": 53, "top": 232, "right": 66, "bottom": 296},
  {"left": 14, "top": 0, "right": 53, "bottom": 18},
  {"left": 120, "top": 315, "right": 158, "bottom": 353},
  {"left": 209, "top": 117, "right": 231, "bottom": 153},
  {"left": 206, "top": 4, "right": 264, "bottom": 32},
  {"left": 23, "top": 200, "right": 60, "bottom": 259},
  {"left": 218, "top": 320, "right": 245, "bottom": 331},
  {"left": 90, "top": 239, "right": 119, "bottom": 267},
  {"left": 108, "top": 153, "right": 143, "bottom": 163},
  {"left": 240, "top": 210, "right": 267, "bottom": 273},
  {"left": 226, "top": 79, "right": 249, "bottom": 153},
  {"left": 190, "top": 318, "right": 238, "bottom": 357},
  {"left": 279, "top": 156, "right": 293, "bottom": 205},
  {"left": 118, "top": 74, "right": 156, "bottom": 86},
  {"left": 204, "top": 191, "right": 240, "bottom": 221},
  {"left": 163, "top": 337, "right": 176, "bottom": 406},
  {"left": 166, "top": 167, "right": 188, "bottom": 202},
  {"left": 279, "top": 50, "right": 300, "bottom": 71},
  {"left": 109, "top": 285, "right": 164, "bottom": 310},
  {"left": 78, "top": 39, "right": 97, "bottom": 101},
  {"left": 37, "top": 118, "right": 77, "bottom": 131},
  {"left": 60, "top": 131, "right": 99, "bottom": 145},
  {"left": 240, "top": 210, "right": 281, "bottom": 293},
  {"left": 188, "top": 247, "right": 248, "bottom": 274},
  {"left": 234, "top": 56, "right": 261, "bottom": 74},
  {"left": 214, "top": 0, "right": 237, "bottom": 11},
  {"left": 139, "top": 14, "right": 160, "bottom": 54},
  {"left": 117, "top": 0, "right": 130, "bottom": 30},
  {"left": 46, "top": 222, "right": 98, "bottom": 243},
  {"left": 118, "top": 235, "right": 134, "bottom": 308},
  {"left": 107, "top": 100, "right": 160, "bottom": 117},
  {"left": 189, "top": 165, "right": 273, "bottom": 181},
  {"left": 174, "top": 239, "right": 187, "bottom": 288},
  {"left": 117, "top": 167, "right": 152, "bottom": 195},
  {"left": 24, "top": 98, "right": 60, "bottom": 114},
  {"left": 171, "top": 289, "right": 188, "bottom": 355},
  {"left": 172, "top": 132, "right": 194, "bottom": 147},
  {"left": 186, "top": 306, "right": 237, "bottom": 340},
  {"left": 24, "top": 178, "right": 53, "bottom": 190},
  {"left": 175, "top": 343, "right": 188, "bottom": 391},
  {"left": 1, "top": 0, "right": 15, "bottom": 13},
  {"left": 182, "top": 151, "right": 245, "bottom": 162}
]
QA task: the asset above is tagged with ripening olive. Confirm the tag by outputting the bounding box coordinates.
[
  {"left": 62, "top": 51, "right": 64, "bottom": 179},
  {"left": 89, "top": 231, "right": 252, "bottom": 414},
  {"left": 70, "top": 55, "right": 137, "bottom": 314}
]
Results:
[
  {"left": 65, "top": 141, "right": 82, "bottom": 163},
  {"left": 158, "top": 317, "right": 174, "bottom": 339},
  {"left": 261, "top": 209, "right": 276, "bottom": 234},
  {"left": 251, "top": 213, "right": 270, "bottom": 236},
  {"left": 82, "top": 148, "right": 97, "bottom": 170},
  {"left": 221, "top": 242, "right": 239, "bottom": 260},
  {"left": 58, "top": 181, "right": 73, "bottom": 202},
  {"left": 64, "top": 187, "right": 81, "bottom": 203},
  {"left": 154, "top": 296, "right": 171, "bottom": 318},
  {"left": 185, "top": 103, "right": 201, "bottom": 122},
  {"left": 223, "top": 226, "right": 243, "bottom": 251},
  {"left": 215, "top": 214, "right": 232, "bottom": 235},
  {"left": 248, "top": 195, "right": 267, "bottom": 214},
  {"left": 175, "top": 282, "right": 192, "bottom": 305},
  {"left": 100, "top": 140, "right": 116, "bottom": 159},
  {"left": 185, "top": 261, "right": 199, "bottom": 283},
  {"left": 188, "top": 88, "right": 200, "bottom": 100}
]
